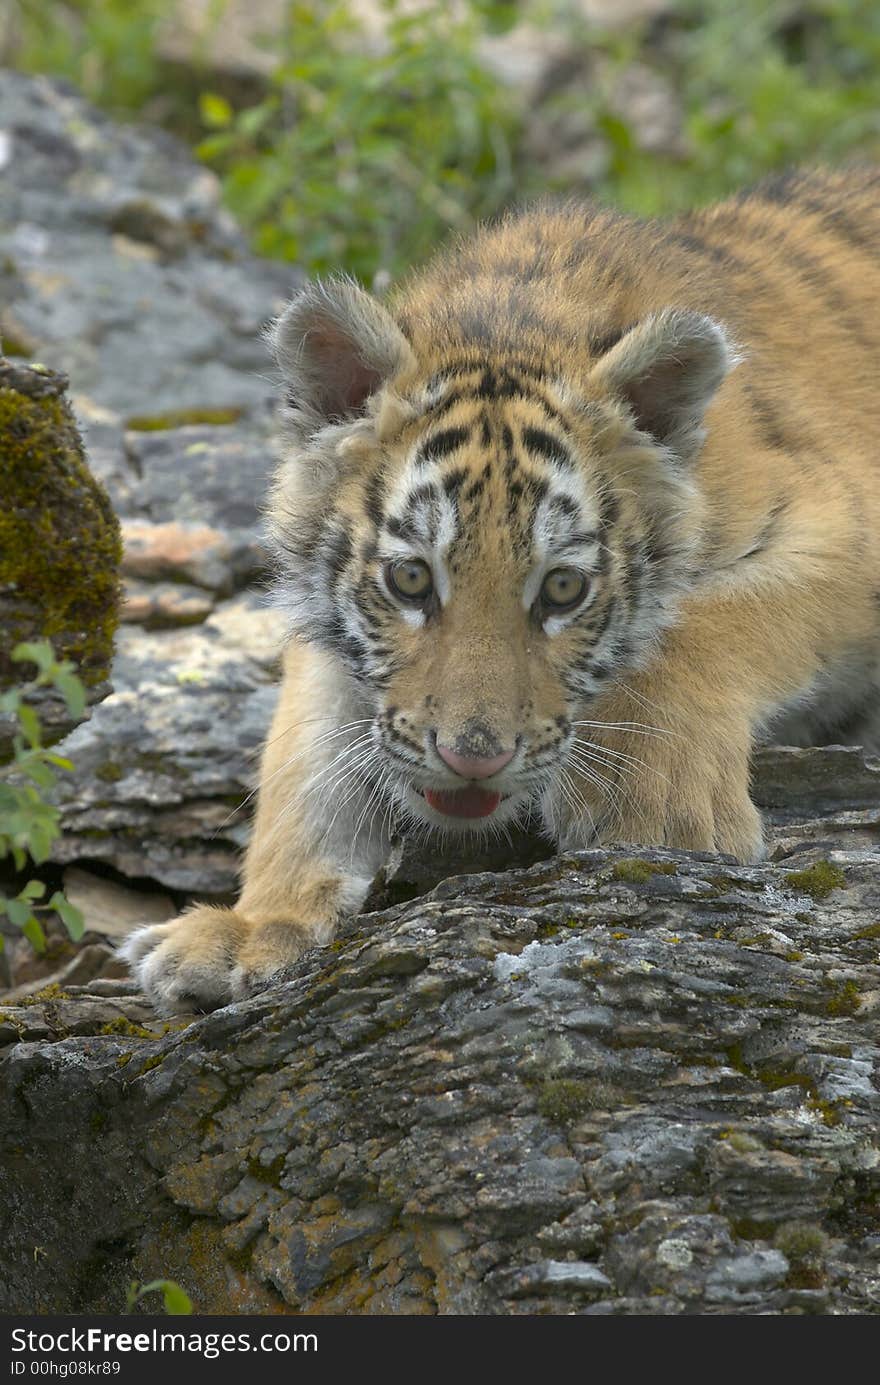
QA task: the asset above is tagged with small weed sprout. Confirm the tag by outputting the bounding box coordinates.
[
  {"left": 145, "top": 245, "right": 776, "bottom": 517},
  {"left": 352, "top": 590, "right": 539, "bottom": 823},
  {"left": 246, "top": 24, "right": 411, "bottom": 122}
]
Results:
[{"left": 0, "top": 641, "right": 86, "bottom": 955}]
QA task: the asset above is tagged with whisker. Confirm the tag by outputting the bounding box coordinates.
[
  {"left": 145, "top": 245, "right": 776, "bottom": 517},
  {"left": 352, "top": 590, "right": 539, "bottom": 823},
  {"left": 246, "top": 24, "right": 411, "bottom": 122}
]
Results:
[
  {"left": 570, "top": 738, "right": 672, "bottom": 790},
  {"left": 299, "top": 734, "right": 375, "bottom": 798},
  {"left": 571, "top": 718, "right": 672, "bottom": 740},
  {"left": 214, "top": 720, "right": 375, "bottom": 835}
]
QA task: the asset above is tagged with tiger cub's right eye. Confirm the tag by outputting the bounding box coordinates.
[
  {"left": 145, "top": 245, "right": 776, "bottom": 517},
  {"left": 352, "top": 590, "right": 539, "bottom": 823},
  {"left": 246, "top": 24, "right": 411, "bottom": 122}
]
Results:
[{"left": 386, "top": 558, "right": 433, "bottom": 602}]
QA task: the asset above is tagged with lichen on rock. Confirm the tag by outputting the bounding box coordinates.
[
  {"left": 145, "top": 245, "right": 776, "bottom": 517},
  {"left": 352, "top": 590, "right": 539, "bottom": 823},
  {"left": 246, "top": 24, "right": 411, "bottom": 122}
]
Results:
[{"left": 0, "top": 356, "right": 122, "bottom": 690}]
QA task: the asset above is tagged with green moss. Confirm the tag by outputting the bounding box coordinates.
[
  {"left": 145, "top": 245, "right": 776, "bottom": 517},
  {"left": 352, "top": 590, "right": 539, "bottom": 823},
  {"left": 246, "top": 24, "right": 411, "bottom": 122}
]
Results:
[
  {"left": 95, "top": 761, "right": 123, "bottom": 783},
  {"left": 125, "top": 407, "right": 243, "bottom": 431},
  {"left": 825, "top": 980, "right": 862, "bottom": 1017},
  {"left": 784, "top": 860, "right": 846, "bottom": 901},
  {"left": 611, "top": 858, "right": 677, "bottom": 884},
  {"left": 115, "top": 1052, "right": 133, "bottom": 1067},
  {"left": 724, "top": 1131, "right": 764, "bottom": 1154},
  {"left": 759, "top": 1071, "right": 813, "bottom": 1094},
  {"left": 16, "top": 983, "right": 69, "bottom": 1006},
  {"left": 247, "top": 1153, "right": 286, "bottom": 1186},
  {"left": 724, "top": 1044, "right": 814, "bottom": 1096},
  {"left": 809, "top": 1096, "right": 848, "bottom": 1130},
  {"left": 776, "top": 1218, "right": 828, "bottom": 1289},
  {"left": 853, "top": 922, "right": 880, "bottom": 940},
  {"left": 729, "top": 1216, "right": 777, "bottom": 1242},
  {"left": 138, "top": 1054, "right": 164, "bottom": 1075},
  {"left": 0, "top": 361, "right": 121, "bottom": 687},
  {"left": 536, "top": 1077, "right": 607, "bottom": 1125},
  {"left": 225, "top": 1242, "right": 255, "bottom": 1275},
  {"left": 774, "top": 1220, "right": 828, "bottom": 1262},
  {"left": 99, "top": 1015, "right": 156, "bottom": 1039}
]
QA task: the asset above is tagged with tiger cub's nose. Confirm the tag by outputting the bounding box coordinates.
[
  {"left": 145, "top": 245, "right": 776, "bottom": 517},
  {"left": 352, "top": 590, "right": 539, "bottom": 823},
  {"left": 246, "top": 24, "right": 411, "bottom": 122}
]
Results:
[{"left": 436, "top": 744, "right": 515, "bottom": 780}]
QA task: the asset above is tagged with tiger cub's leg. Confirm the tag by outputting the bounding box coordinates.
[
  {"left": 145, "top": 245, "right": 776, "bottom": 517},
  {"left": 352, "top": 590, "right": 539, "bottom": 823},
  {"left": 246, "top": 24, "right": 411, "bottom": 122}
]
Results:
[
  {"left": 122, "top": 641, "right": 390, "bottom": 1013},
  {"left": 545, "top": 580, "right": 868, "bottom": 863}
]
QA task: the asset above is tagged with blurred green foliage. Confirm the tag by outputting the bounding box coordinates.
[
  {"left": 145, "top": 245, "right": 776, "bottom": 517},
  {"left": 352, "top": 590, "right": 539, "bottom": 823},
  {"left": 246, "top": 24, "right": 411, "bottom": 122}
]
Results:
[
  {"left": 588, "top": 0, "right": 880, "bottom": 216},
  {"left": 6, "top": 1, "right": 880, "bottom": 280},
  {"left": 196, "top": 1, "right": 520, "bottom": 278},
  {"left": 8, "top": 0, "right": 173, "bottom": 114},
  {"left": 125, "top": 1278, "right": 193, "bottom": 1315},
  {"left": 0, "top": 642, "right": 85, "bottom": 957}
]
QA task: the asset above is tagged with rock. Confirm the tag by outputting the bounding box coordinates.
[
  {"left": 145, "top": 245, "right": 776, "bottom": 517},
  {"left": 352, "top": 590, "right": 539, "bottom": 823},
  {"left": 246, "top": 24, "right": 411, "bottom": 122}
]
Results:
[
  {"left": 0, "top": 70, "right": 298, "bottom": 425},
  {"left": 120, "top": 423, "right": 280, "bottom": 532},
  {"left": 0, "top": 357, "right": 121, "bottom": 734},
  {"left": 121, "top": 579, "right": 216, "bottom": 629},
  {"left": 1, "top": 842, "right": 877, "bottom": 1314},
  {"left": 119, "top": 518, "right": 262, "bottom": 594},
  {"left": 0, "top": 943, "right": 123, "bottom": 1004},
  {"left": 61, "top": 867, "right": 177, "bottom": 940}
]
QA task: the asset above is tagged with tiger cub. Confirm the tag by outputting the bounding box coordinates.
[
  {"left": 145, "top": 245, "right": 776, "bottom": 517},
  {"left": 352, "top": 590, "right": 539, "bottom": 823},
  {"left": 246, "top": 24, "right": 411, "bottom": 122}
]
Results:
[{"left": 124, "top": 167, "right": 880, "bottom": 1012}]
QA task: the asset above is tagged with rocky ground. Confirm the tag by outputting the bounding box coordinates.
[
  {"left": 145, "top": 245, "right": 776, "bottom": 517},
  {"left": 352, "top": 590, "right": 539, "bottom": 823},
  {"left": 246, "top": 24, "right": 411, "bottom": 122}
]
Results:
[
  {"left": 0, "top": 70, "right": 294, "bottom": 988},
  {"left": 0, "top": 72, "right": 878, "bottom": 1315},
  {"left": 2, "top": 841, "right": 879, "bottom": 1314}
]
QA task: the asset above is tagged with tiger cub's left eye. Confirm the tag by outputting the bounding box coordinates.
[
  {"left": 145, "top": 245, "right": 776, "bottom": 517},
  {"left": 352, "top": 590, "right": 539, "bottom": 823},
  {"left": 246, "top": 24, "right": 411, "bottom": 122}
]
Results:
[
  {"left": 541, "top": 567, "right": 587, "bottom": 612},
  {"left": 386, "top": 557, "right": 433, "bottom": 602}
]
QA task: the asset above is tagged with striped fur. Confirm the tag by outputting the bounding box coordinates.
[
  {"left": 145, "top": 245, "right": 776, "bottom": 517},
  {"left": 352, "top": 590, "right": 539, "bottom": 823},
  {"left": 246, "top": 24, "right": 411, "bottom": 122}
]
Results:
[{"left": 124, "top": 168, "right": 880, "bottom": 1011}]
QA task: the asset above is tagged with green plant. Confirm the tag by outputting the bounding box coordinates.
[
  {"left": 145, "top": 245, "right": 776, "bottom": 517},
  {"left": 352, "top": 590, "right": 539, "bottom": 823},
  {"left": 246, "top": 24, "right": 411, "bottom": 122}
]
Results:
[
  {"left": 7, "top": 0, "right": 176, "bottom": 115},
  {"left": 125, "top": 1279, "right": 193, "bottom": 1315},
  {"left": 8, "top": 2, "right": 880, "bottom": 279},
  {"left": 0, "top": 641, "right": 86, "bottom": 955},
  {"left": 196, "top": 0, "right": 520, "bottom": 280},
  {"left": 563, "top": 0, "right": 880, "bottom": 217}
]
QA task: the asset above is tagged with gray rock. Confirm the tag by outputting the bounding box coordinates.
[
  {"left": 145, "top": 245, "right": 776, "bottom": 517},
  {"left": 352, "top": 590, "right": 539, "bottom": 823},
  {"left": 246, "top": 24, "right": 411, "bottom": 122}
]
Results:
[
  {"left": 0, "top": 71, "right": 298, "bottom": 426},
  {"left": 1, "top": 843, "right": 878, "bottom": 1314}
]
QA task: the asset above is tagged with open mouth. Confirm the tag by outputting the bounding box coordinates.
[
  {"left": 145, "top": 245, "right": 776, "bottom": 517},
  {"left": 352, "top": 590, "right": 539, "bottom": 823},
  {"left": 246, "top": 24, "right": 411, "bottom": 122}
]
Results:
[{"left": 422, "top": 785, "right": 502, "bottom": 819}]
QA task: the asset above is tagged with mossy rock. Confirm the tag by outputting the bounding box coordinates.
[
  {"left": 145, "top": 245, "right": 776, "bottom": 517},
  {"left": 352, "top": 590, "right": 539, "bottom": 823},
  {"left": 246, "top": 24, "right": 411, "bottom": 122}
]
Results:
[{"left": 0, "top": 357, "right": 122, "bottom": 691}]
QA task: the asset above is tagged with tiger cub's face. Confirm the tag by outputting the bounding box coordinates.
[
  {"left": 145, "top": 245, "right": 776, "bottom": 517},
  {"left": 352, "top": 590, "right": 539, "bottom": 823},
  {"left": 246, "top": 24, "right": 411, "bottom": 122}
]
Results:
[{"left": 268, "top": 280, "right": 733, "bottom": 834}]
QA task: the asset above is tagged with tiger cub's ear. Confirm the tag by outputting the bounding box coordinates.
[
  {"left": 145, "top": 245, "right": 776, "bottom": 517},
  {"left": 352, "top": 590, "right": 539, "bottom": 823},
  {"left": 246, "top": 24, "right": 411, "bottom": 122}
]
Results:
[
  {"left": 270, "top": 277, "right": 415, "bottom": 438},
  {"left": 589, "top": 309, "right": 738, "bottom": 459}
]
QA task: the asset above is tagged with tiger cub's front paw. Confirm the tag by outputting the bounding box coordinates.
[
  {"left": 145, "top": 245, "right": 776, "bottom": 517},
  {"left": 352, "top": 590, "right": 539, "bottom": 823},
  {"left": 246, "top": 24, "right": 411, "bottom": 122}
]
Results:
[{"left": 120, "top": 906, "right": 313, "bottom": 1014}]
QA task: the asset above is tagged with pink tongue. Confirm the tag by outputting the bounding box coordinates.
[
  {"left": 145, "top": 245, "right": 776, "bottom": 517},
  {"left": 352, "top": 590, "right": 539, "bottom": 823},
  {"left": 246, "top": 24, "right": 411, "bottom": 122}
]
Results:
[{"left": 424, "top": 786, "right": 501, "bottom": 819}]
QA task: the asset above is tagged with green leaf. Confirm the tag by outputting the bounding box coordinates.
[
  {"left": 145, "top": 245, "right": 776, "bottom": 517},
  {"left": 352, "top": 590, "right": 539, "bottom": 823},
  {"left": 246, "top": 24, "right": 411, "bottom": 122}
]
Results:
[
  {"left": 21, "top": 915, "right": 46, "bottom": 954},
  {"left": 12, "top": 640, "right": 56, "bottom": 676},
  {"left": 199, "top": 91, "right": 233, "bottom": 128},
  {"left": 161, "top": 1282, "right": 193, "bottom": 1315},
  {"left": 5, "top": 898, "right": 32, "bottom": 928},
  {"left": 55, "top": 672, "right": 86, "bottom": 721},
  {"left": 20, "top": 880, "right": 46, "bottom": 901},
  {"left": 50, "top": 893, "right": 85, "bottom": 942},
  {"left": 28, "top": 820, "right": 57, "bottom": 865},
  {"left": 43, "top": 753, "right": 74, "bottom": 771},
  {"left": 133, "top": 1279, "right": 193, "bottom": 1315},
  {"left": 19, "top": 757, "right": 55, "bottom": 790},
  {"left": 16, "top": 703, "right": 41, "bottom": 747}
]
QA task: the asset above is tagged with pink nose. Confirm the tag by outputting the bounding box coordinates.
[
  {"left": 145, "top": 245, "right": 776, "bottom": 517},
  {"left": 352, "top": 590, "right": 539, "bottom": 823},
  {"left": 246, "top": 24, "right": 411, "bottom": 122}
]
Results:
[{"left": 436, "top": 744, "right": 515, "bottom": 780}]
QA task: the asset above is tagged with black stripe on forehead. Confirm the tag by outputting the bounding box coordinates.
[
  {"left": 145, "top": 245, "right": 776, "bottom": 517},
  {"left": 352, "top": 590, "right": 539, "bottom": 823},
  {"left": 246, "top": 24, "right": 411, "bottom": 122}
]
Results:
[
  {"left": 323, "top": 525, "right": 353, "bottom": 576},
  {"left": 428, "top": 357, "right": 548, "bottom": 385},
  {"left": 386, "top": 479, "right": 446, "bottom": 546},
  {"left": 414, "top": 425, "right": 470, "bottom": 465},
  {"left": 507, "top": 471, "right": 550, "bottom": 527},
  {"left": 521, "top": 425, "right": 574, "bottom": 470},
  {"left": 422, "top": 369, "right": 568, "bottom": 428},
  {"left": 442, "top": 466, "right": 468, "bottom": 499},
  {"left": 363, "top": 469, "right": 386, "bottom": 529},
  {"left": 543, "top": 492, "right": 581, "bottom": 523}
]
